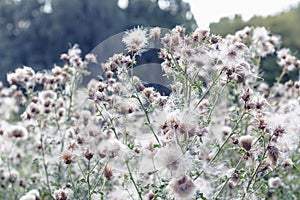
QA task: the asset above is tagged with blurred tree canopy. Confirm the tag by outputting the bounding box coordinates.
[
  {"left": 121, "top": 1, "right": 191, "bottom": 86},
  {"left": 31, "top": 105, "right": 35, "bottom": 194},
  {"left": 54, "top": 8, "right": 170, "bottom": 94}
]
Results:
[
  {"left": 0, "top": 0, "right": 196, "bottom": 84},
  {"left": 210, "top": 3, "right": 300, "bottom": 85}
]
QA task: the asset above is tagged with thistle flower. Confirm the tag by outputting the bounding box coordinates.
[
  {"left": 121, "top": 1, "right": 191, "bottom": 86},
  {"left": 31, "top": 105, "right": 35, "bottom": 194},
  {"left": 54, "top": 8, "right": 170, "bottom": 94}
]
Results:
[
  {"left": 277, "top": 48, "right": 298, "bottom": 71},
  {"left": 252, "top": 27, "right": 281, "bottom": 57},
  {"left": 192, "top": 28, "right": 210, "bottom": 42},
  {"left": 149, "top": 27, "right": 161, "bottom": 40},
  {"left": 267, "top": 145, "right": 280, "bottom": 166},
  {"left": 268, "top": 177, "right": 281, "bottom": 188},
  {"left": 52, "top": 66, "right": 63, "bottom": 76},
  {"left": 168, "top": 174, "right": 196, "bottom": 199},
  {"left": 104, "top": 166, "right": 113, "bottom": 180},
  {"left": 154, "top": 145, "right": 191, "bottom": 176},
  {"left": 85, "top": 53, "right": 97, "bottom": 63},
  {"left": 7, "top": 66, "right": 35, "bottom": 86},
  {"left": 239, "top": 135, "right": 253, "bottom": 151},
  {"left": 241, "top": 88, "right": 252, "bottom": 103},
  {"left": 227, "top": 180, "right": 237, "bottom": 190},
  {"left": 20, "top": 189, "right": 40, "bottom": 200},
  {"left": 67, "top": 44, "right": 81, "bottom": 57},
  {"left": 4, "top": 169, "right": 19, "bottom": 183},
  {"left": 54, "top": 189, "right": 70, "bottom": 200},
  {"left": 273, "top": 125, "right": 285, "bottom": 138},
  {"left": 122, "top": 27, "right": 148, "bottom": 54},
  {"left": 84, "top": 148, "right": 94, "bottom": 161},
  {"left": 60, "top": 53, "right": 69, "bottom": 62},
  {"left": 281, "top": 158, "right": 294, "bottom": 170},
  {"left": 221, "top": 126, "right": 232, "bottom": 137},
  {"left": 60, "top": 150, "right": 74, "bottom": 165},
  {"left": 8, "top": 125, "right": 28, "bottom": 139},
  {"left": 256, "top": 114, "right": 267, "bottom": 130}
]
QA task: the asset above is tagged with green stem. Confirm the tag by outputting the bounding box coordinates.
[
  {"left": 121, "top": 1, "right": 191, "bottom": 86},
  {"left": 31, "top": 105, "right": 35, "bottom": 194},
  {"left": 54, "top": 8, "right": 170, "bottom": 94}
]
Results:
[
  {"left": 194, "top": 111, "right": 246, "bottom": 181},
  {"left": 214, "top": 152, "right": 246, "bottom": 199},
  {"left": 94, "top": 102, "right": 119, "bottom": 139},
  {"left": 40, "top": 135, "right": 55, "bottom": 199},
  {"left": 195, "top": 67, "right": 225, "bottom": 108},
  {"left": 68, "top": 164, "right": 77, "bottom": 198},
  {"left": 126, "top": 160, "right": 142, "bottom": 200},
  {"left": 132, "top": 93, "right": 161, "bottom": 146},
  {"left": 92, "top": 161, "right": 108, "bottom": 196},
  {"left": 207, "top": 82, "right": 228, "bottom": 121},
  {"left": 276, "top": 67, "right": 286, "bottom": 85},
  {"left": 87, "top": 160, "right": 92, "bottom": 200},
  {"left": 67, "top": 72, "right": 77, "bottom": 119},
  {"left": 212, "top": 112, "right": 246, "bottom": 162},
  {"left": 242, "top": 135, "right": 267, "bottom": 200}
]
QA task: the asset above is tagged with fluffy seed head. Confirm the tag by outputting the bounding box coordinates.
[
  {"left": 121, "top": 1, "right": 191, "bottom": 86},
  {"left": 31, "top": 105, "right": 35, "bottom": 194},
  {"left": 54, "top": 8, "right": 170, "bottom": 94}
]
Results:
[
  {"left": 281, "top": 158, "right": 294, "bottom": 170},
  {"left": 239, "top": 135, "right": 253, "bottom": 151},
  {"left": 60, "top": 150, "right": 74, "bottom": 165},
  {"left": 54, "top": 189, "right": 69, "bottom": 200},
  {"left": 169, "top": 174, "right": 196, "bottom": 199},
  {"left": 268, "top": 177, "right": 281, "bottom": 188},
  {"left": 122, "top": 27, "right": 148, "bottom": 54}
]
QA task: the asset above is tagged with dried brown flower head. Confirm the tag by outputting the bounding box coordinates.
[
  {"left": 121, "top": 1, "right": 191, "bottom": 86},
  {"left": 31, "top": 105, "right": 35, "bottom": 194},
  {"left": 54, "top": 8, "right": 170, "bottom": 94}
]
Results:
[
  {"left": 267, "top": 145, "right": 280, "bottom": 166},
  {"left": 60, "top": 150, "right": 74, "bottom": 165},
  {"left": 239, "top": 135, "right": 253, "bottom": 151},
  {"left": 54, "top": 189, "right": 69, "bottom": 200},
  {"left": 84, "top": 149, "right": 94, "bottom": 161},
  {"left": 104, "top": 166, "right": 113, "bottom": 180},
  {"left": 273, "top": 126, "right": 285, "bottom": 138}
]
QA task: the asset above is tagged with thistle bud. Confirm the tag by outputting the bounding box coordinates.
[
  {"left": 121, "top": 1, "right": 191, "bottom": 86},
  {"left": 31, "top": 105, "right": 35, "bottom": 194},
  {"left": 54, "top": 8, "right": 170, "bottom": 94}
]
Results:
[
  {"left": 84, "top": 149, "right": 94, "bottom": 161},
  {"left": 267, "top": 145, "right": 280, "bottom": 166},
  {"left": 241, "top": 88, "right": 251, "bottom": 102},
  {"left": 104, "top": 166, "right": 113, "bottom": 180}
]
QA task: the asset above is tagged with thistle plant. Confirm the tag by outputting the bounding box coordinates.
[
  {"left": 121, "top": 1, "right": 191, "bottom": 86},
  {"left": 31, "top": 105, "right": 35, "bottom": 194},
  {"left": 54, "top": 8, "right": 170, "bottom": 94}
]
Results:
[{"left": 0, "top": 26, "right": 299, "bottom": 200}]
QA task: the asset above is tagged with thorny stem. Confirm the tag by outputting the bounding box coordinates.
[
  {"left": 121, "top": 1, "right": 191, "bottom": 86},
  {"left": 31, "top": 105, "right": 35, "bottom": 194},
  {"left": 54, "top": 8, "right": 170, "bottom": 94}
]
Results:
[
  {"left": 242, "top": 134, "right": 267, "bottom": 199},
  {"left": 194, "top": 111, "right": 247, "bottom": 181},
  {"left": 87, "top": 160, "right": 92, "bottom": 200},
  {"left": 126, "top": 160, "right": 143, "bottom": 200},
  {"left": 132, "top": 93, "right": 161, "bottom": 146}
]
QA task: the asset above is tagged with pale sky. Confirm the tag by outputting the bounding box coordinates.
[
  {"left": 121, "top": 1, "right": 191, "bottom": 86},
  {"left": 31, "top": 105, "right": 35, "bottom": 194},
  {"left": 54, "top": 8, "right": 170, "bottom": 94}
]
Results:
[{"left": 184, "top": 0, "right": 300, "bottom": 28}]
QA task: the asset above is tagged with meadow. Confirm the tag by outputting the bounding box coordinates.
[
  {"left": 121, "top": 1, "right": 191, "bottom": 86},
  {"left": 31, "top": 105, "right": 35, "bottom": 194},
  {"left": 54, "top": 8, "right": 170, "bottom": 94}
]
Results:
[{"left": 0, "top": 26, "right": 299, "bottom": 200}]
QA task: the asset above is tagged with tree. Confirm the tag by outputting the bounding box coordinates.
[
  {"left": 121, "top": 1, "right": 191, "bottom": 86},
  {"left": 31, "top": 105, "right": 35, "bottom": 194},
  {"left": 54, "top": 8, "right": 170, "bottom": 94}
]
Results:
[{"left": 0, "top": 0, "right": 196, "bottom": 84}]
